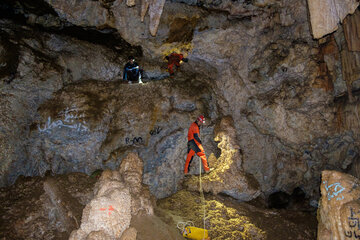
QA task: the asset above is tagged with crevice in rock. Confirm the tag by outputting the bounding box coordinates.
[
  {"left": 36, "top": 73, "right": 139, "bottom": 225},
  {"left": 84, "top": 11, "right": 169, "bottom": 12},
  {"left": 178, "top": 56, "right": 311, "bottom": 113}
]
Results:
[
  {"left": 267, "top": 187, "right": 310, "bottom": 211},
  {"left": 0, "top": 1, "right": 142, "bottom": 57},
  {"left": 3, "top": 0, "right": 59, "bottom": 16},
  {"left": 0, "top": 30, "right": 19, "bottom": 83}
]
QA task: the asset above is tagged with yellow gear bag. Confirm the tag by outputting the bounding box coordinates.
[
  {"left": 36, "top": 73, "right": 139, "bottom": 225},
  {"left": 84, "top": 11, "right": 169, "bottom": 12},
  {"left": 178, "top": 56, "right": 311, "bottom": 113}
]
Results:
[{"left": 182, "top": 226, "right": 209, "bottom": 240}]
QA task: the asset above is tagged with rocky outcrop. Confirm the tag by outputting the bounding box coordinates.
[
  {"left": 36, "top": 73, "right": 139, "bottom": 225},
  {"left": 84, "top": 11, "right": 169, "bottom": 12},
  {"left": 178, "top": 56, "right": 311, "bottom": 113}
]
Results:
[
  {"left": 43, "top": 177, "right": 83, "bottom": 234},
  {"left": 45, "top": 0, "right": 166, "bottom": 37},
  {"left": 317, "top": 170, "right": 360, "bottom": 240},
  {"left": 28, "top": 79, "right": 216, "bottom": 198},
  {"left": 307, "top": 0, "right": 359, "bottom": 39},
  {"left": 70, "top": 153, "right": 154, "bottom": 240},
  {"left": 69, "top": 177, "right": 132, "bottom": 239},
  {"left": 0, "top": 173, "right": 96, "bottom": 240},
  {"left": 0, "top": 19, "right": 218, "bottom": 199},
  {"left": 119, "top": 227, "right": 137, "bottom": 240},
  {"left": 185, "top": 117, "right": 261, "bottom": 201},
  {"left": 343, "top": 9, "right": 360, "bottom": 51},
  {"left": 0, "top": 167, "right": 180, "bottom": 240},
  {"left": 1, "top": 0, "right": 360, "bottom": 204},
  {"left": 0, "top": 19, "right": 125, "bottom": 187}
]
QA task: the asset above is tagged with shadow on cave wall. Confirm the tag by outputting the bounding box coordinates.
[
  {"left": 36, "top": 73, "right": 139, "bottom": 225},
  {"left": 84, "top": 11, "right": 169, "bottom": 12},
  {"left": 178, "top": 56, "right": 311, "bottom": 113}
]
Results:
[{"left": 0, "top": 0, "right": 142, "bottom": 58}]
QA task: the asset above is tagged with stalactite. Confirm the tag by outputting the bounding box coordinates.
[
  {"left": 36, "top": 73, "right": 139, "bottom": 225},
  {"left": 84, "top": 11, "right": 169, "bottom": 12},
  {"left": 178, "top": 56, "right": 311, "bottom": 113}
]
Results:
[{"left": 140, "top": 0, "right": 166, "bottom": 36}]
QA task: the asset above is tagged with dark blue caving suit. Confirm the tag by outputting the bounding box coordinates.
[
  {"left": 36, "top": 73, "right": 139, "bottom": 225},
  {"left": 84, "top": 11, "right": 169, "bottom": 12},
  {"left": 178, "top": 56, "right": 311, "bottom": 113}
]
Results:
[{"left": 123, "top": 62, "right": 141, "bottom": 83}]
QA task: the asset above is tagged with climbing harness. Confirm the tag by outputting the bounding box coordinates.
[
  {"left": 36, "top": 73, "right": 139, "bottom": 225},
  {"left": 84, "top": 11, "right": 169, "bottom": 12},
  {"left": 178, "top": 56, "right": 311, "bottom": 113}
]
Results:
[{"left": 177, "top": 158, "right": 209, "bottom": 240}]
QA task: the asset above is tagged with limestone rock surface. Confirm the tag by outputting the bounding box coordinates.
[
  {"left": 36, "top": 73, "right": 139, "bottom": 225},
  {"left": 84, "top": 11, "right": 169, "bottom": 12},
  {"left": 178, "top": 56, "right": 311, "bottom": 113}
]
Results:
[
  {"left": 318, "top": 170, "right": 360, "bottom": 240},
  {"left": 129, "top": 214, "right": 184, "bottom": 240},
  {"left": 119, "top": 227, "right": 137, "bottom": 240},
  {"left": 1, "top": 0, "right": 360, "bottom": 205},
  {"left": 0, "top": 173, "right": 96, "bottom": 240},
  {"left": 70, "top": 153, "right": 154, "bottom": 240},
  {"left": 307, "top": 0, "right": 359, "bottom": 38}
]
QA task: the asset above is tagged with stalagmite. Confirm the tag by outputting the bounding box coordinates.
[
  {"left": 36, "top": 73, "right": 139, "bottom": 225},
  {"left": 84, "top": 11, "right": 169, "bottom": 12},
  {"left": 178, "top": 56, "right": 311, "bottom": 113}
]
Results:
[{"left": 307, "top": 0, "right": 359, "bottom": 39}]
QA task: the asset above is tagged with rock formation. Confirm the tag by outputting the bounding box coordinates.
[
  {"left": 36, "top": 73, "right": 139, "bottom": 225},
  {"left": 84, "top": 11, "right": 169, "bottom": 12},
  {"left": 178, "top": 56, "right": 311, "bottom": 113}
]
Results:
[
  {"left": 343, "top": 9, "right": 360, "bottom": 52},
  {"left": 185, "top": 117, "right": 261, "bottom": 201},
  {"left": 0, "top": 173, "right": 97, "bottom": 239},
  {"left": 317, "top": 170, "right": 360, "bottom": 240},
  {"left": 2, "top": 0, "right": 360, "bottom": 238},
  {"left": 1, "top": 0, "right": 360, "bottom": 213},
  {"left": 307, "top": 0, "right": 359, "bottom": 39},
  {"left": 70, "top": 152, "right": 154, "bottom": 239}
]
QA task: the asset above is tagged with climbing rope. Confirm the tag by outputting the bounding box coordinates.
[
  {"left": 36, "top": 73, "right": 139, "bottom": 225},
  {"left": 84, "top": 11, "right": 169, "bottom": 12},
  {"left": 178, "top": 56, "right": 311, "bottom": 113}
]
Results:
[
  {"left": 177, "top": 221, "right": 194, "bottom": 232},
  {"left": 199, "top": 157, "right": 206, "bottom": 239},
  {"left": 177, "top": 158, "right": 208, "bottom": 239}
]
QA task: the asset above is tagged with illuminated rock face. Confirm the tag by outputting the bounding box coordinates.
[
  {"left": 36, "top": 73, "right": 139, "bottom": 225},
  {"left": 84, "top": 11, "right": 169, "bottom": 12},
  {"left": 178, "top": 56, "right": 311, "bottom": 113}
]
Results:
[
  {"left": 185, "top": 117, "right": 261, "bottom": 201},
  {"left": 317, "top": 170, "right": 360, "bottom": 240},
  {"left": 307, "top": 0, "right": 359, "bottom": 39}
]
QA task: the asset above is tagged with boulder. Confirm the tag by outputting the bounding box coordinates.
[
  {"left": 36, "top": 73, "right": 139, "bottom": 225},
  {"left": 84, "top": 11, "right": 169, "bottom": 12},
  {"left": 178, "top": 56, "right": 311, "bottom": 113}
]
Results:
[
  {"left": 307, "top": 0, "right": 359, "bottom": 38},
  {"left": 318, "top": 170, "right": 360, "bottom": 240},
  {"left": 119, "top": 227, "right": 137, "bottom": 240},
  {"left": 0, "top": 173, "right": 96, "bottom": 240}
]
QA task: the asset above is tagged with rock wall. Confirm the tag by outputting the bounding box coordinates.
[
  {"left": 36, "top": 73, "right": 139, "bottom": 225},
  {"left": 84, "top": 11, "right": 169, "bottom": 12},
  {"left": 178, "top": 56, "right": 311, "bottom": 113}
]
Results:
[
  {"left": 343, "top": 9, "right": 360, "bottom": 51},
  {"left": 0, "top": 17, "right": 218, "bottom": 199},
  {"left": 0, "top": 173, "right": 96, "bottom": 240},
  {"left": 307, "top": 0, "right": 359, "bottom": 39},
  {"left": 1, "top": 0, "right": 360, "bottom": 203},
  {"left": 318, "top": 170, "right": 360, "bottom": 240},
  {"left": 185, "top": 117, "right": 261, "bottom": 201}
]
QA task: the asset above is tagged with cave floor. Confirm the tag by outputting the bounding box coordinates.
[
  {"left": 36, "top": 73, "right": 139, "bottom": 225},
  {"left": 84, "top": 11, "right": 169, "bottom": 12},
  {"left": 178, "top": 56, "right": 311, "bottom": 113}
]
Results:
[
  {"left": 156, "top": 190, "right": 317, "bottom": 240},
  {"left": 0, "top": 173, "right": 317, "bottom": 240}
]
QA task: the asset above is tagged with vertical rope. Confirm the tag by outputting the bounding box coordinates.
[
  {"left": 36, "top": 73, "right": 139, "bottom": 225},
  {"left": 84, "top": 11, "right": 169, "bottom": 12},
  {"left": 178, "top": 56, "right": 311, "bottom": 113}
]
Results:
[{"left": 199, "top": 157, "right": 206, "bottom": 239}]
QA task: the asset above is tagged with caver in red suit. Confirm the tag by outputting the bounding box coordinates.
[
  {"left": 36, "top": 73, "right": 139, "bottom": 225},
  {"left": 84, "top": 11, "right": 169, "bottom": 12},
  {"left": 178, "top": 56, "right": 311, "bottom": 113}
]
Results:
[
  {"left": 165, "top": 52, "right": 188, "bottom": 75},
  {"left": 184, "top": 115, "right": 211, "bottom": 174}
]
